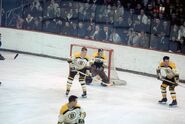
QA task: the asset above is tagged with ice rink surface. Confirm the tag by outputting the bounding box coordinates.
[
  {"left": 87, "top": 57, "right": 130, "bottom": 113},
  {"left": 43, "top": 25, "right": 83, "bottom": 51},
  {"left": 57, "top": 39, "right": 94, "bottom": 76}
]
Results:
[{"left": 0, "top": 52, "right": 185, "bottom": 124}]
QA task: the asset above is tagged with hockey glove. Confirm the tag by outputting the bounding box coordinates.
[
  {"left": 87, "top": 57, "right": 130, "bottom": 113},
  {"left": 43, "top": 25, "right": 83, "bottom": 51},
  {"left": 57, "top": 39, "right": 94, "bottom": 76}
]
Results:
[
  {"left": 70, "top": 67, "right": 77, "bottom": 72},
  {"left": 67, "top": 58, "right": 72, "bottom": 63},
  {"left": 78, "top": 119, "right": 85, "bottom": 124},
  {"left": 174, "top": 74, "right": 180, "bottom": 86},
  {"left": 57, "top": 122, "right": 64, "bottom": 124},
  {"left": 156, "top": 69, "right": 162, "bottom": 80}
]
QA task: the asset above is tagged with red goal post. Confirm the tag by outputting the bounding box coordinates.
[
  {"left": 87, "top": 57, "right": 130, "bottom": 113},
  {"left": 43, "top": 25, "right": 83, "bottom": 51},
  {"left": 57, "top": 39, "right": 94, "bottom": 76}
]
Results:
[{"left": 70, "top": 44, "right": 126, "bottom": 85}]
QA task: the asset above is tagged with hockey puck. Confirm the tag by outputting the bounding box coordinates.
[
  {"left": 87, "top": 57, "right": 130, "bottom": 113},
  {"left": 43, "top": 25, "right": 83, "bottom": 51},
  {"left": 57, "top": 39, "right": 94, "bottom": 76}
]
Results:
[{"left": 0, "top": 82, "right": 1, "bottom": 85}]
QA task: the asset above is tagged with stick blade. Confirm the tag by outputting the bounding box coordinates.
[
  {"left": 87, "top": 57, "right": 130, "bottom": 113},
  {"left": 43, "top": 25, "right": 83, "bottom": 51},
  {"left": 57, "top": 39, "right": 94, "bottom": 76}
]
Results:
[{"left": 14, "top": 53, "right": 19, "bottom": 59}]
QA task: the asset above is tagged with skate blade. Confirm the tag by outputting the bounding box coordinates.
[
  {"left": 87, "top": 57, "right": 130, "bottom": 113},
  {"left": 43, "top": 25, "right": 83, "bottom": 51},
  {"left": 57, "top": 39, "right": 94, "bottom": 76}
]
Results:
[
  {"left": 158, "top": 102, "right": 167, "bottom": 105},
  {"left": 169, "top": 105, "right": 177, "bottom": 107}
]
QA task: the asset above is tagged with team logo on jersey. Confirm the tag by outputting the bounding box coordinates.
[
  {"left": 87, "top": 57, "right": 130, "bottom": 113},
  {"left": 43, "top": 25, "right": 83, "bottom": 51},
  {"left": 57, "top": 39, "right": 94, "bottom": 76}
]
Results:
[
  {"left": 68, "top": 112, "right": 76, "bottom": 120},
  {"left": 74, "top": 59, "right": 87, "bottom": 69}
]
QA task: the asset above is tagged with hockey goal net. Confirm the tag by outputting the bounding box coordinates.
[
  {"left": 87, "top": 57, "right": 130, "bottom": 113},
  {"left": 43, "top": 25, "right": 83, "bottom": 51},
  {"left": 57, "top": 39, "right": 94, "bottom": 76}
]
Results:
[{"left": 70, "top": 44, "right": 126, "bottom": 86}]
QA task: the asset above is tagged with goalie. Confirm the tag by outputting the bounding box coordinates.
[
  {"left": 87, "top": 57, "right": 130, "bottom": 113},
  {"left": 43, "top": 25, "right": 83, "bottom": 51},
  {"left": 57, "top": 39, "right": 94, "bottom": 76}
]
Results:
[
  {"left": 66, "top": 47, "right": 90, "bottom": 98},
  {"left": 87, "top": 48, "right": 111, "bottom": 86},
  {"left": 156, "top": 56, "right": 179, "bottom": 106}
]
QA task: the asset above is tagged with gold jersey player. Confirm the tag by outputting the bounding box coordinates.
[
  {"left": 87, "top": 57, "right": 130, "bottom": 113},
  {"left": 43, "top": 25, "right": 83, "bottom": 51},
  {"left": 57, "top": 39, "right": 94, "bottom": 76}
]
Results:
[
  {"left": 156, "top": 56, "right": 179, "bottom": 106},
  {"left": 90, "top": 49, "right": 111, "bottom": 86},
  {"left": 57, "top": 95, "right": 86, "bottom": 124},
  {"left": 66, "top": 47, "right": 90, "bottom": 98}
]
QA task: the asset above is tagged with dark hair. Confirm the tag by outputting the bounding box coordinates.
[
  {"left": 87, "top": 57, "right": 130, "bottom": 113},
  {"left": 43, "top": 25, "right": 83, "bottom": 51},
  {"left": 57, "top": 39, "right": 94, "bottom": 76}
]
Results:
[
  {"left": 98, "top": 48, "right": 103, "bottom": 52},
  {"left": 163, "top": 56, "right": 170, "bottom": 61},
  {"left": 81, "top": 47, "right": 87, "bottom": 51},
  {"left": 68, "top": 95, "right": 78, "bottom": 102}
]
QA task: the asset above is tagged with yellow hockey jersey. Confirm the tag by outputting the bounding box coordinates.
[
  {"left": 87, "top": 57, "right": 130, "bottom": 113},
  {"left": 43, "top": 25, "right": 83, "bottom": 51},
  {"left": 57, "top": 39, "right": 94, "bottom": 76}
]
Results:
[
  {"left": 71, "top": 52, "right": 90, "bottom": 70},
  {"left": 158, "top": 61, "right": 178, "bottom": 78},
  {"left": 58, "top": 103, "right": 86, "bottom": 124}
]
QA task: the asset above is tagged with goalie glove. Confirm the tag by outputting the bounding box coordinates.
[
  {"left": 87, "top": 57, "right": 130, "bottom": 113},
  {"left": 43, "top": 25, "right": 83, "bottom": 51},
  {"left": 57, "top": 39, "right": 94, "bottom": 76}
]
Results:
[{"left": 78, "top": 119, "right": 85, "bottom": 124}]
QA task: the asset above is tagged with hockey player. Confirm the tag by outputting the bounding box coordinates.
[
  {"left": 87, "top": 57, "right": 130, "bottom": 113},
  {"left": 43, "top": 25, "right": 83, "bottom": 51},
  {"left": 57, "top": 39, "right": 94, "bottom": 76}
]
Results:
[
  {"left": 57, "top": 95, "right": 86, "bottom": 124},
  {"left": 0, "top": 33, "right": 5, "bottom": 60},
  {"left": 156, "top": 56, "right": 179, "bottom": 106},
  {"left": 66, "top": 47, "right": 90, "bottom": 98},
  {"left": 90, "top": 48, "right": 111, "bottom": 86}
]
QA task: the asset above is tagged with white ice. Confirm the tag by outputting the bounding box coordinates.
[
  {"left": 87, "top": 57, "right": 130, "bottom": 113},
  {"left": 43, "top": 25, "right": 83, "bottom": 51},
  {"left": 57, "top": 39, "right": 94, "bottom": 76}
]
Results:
[{"left": 0, "top": 52, "right": 185, "bottom": 124}]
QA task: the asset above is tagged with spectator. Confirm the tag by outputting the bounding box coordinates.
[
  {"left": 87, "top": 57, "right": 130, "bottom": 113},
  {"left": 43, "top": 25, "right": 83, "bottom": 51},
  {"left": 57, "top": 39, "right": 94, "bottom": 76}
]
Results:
[
  {"left": 115, "top": 0, "right": 124, "bottom": 17},
  {"left": 158, "top": 32, "right": 170, "bottom": 51},
  {"left": 16, "top": 15, "right": 24, "bottom": 29},
  {"left": 43, "top": 20, "right": 57, "bottom": 33},
  {"left": 137, "top": 9, "right": 148, "bottom": 25},
  {"left": 62, "top": 21, "right": 71, "bottom": 35},
  {"left": 46, "top": 0, "right": 59, "bottom": 18},
  {"left": 30, "top": 0, "right": 43, "bottom": 18},
  {"left": 101, "top": 25, "right": 111, "bottom": 41},
  {"left": 170, "top": 25, "right": 179, "bottom": 39},
  {"left": 78, "top": 22, "right": 86, "bottom": 38},
  {"left": 79, "top": 10, "right": 88, "bottom": 22},
  {"left": 56, "top": 20, "right": 63, "bottom": 34},
  {"left": 169, "top": 36, "right": 179, "bottom": 52},
  {"left": 145, "top": 4, "right": 154, "bottom": 17},
  {"left": 32, "top": 17, "right": 42, "bottom": 31},
  {"left": 114, "top": 16, "right": 129, "bottom": 28},
  {"left": 91, "top": 25, "right": 102, "bottom": 40},
  {"left": 150, "top": 34, "right": 160, "bottom": 49},
  {"left": 84, "top": 24, "right": 94, "bottom": 39},
  {"left": 160, "top": 21, "right": 170, "bottom": 36},
  {"left": 132, "top": 20, "right": 143, "bottom": 33},
  {"left": 137, "top": 31, "right": 149, "bottom": 48},
  {"left": 70, "top": 22, "right": 78, "bottom": 36},
  {"left": 120, "top": 29, "right": 129, "bottom": 45},
  {"left": 66, "top": 9, "right": 74, "bottom": 21},
  {"left": 151, "top": 18, "right": 161, "bottom": 35},
  {"left": 24, "top": 14, "right": 34, "bottom": 30},
  {"left": 109, "top": 29, "right": 121, "bottom": 43},
  {"left": 177, "top": 25, "right": 185, "bottom": 41},
  {"left": 135, "top": 3, "right": 142, "bottom": 15},
  {"left": 132, "top": 32, "right": 140, "bottom": 47}
]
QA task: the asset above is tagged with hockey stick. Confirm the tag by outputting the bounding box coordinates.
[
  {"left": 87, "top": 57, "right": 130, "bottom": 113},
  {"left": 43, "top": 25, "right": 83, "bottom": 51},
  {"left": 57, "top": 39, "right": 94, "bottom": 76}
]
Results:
[
  {"left": 14, "top": 53, "right": 19, "bottom": 59},
  {"left": 160, "top": 78, "right": 185, "bottom": 88},
  {"left": 1, "top": 53, "right": 19, "bottom": 60}
]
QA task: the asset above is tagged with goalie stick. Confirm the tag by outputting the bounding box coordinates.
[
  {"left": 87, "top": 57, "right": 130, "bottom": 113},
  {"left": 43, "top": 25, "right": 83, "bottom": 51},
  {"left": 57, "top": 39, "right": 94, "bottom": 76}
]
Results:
[{"left": 77, "top": 70, "right": 114, "bottom": 87}]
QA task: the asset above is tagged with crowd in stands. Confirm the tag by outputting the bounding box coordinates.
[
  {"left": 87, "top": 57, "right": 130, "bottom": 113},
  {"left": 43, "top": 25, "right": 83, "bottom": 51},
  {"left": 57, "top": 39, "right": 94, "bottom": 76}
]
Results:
[{"left": 1, "top": 0, "right": 185, "bottom": 54}]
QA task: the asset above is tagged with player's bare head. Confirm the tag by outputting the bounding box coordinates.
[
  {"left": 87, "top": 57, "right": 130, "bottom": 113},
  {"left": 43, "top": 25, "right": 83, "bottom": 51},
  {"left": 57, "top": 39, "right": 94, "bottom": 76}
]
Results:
[
  {"left": 163, "top": 56, "right": 170, "bottom": 66},
  {"left": 68, "top": 95, "right": 78, "bottom": 103},
  {"left": 81, "top": 47, "right": 87, "bottom": 57},
  {"left": 81, "top": 47, "right": 87, "bottom": 52},
  {"left": 163, "top": 56, "right": 170, "bottom": 61}
]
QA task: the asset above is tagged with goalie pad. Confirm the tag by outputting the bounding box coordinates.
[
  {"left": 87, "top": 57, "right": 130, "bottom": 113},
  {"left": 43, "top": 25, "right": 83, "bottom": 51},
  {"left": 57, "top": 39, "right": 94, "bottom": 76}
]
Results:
[{"left": 85, "top": 76, "right": 92, "bottom": 85}]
